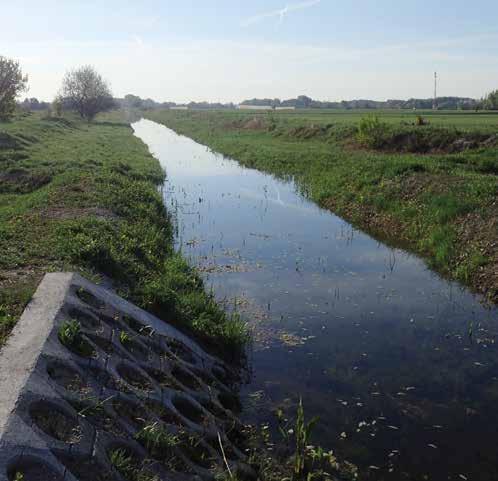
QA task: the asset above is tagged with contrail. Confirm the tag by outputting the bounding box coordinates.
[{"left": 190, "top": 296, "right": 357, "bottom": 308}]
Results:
[{"left": 242, "top": 0, "right": 321, "bottom": 27}]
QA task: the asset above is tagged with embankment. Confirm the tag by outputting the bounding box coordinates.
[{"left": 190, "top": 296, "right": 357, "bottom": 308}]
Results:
[{"left": 0, "top": 112, "right": 247, "bottom": 356}]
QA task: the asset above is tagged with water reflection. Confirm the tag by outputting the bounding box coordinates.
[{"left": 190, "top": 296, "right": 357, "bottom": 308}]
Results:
[{"left": 133, "top": 119, "right": 498, "bottom": 481}]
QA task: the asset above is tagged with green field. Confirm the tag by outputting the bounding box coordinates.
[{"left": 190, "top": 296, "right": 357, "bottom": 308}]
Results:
[
  {"left": 146, "top": 108, "right": 498, "bottom": 303},
  {"left": 0, "top": 112, "right": 247, "bottom": 355},
  {"left": 185, "top": 108, "right": 498, "bottom": 129}
]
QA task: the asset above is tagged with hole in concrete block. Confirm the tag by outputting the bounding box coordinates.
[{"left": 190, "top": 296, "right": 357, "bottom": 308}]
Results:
[
  {"left": 116, "top": 363, "right": 154, "bottom": 392},
  {"left": 145, "top": 399, "right": 181, "bottom": 426},
  {"left": 107, "top": 445, "right": 143, "bottom": 481},
  {"left": 87, "top": 365, "right": 119, "bottom": 390},
  {"left": 30, "top": 400, "right": 81, "bottom": 443},
  {"left": 207, "top": 436, "right": 240, "bottom": 462},
  {"left": 67, "top": 307, "right": 101, "bottom": 330},
  {"left": 171, "top": 365, "right": 201, "bottom": 390},
  {"left": 225, "top": 423, "right": 246, "bottom": 450},
  {"left": 172, "top": 396, "right": 207, "bottom": 425},
  {"left": 134, "top": 423, "right": 185, "bottom": 470},
  {"left": 47, "top": 361, "right": 89, "bottom": 394},
  {"left": 7, "top": 457, "right": 63, "bottom": 481},
  {"left": 164, "top": 338, "right": 195, "bottom": 364},
  {"left": 54, "top": 452, "right": 119, "bottom": 481},
  {"left": 143, "top": 367, "right": 176, "bottom": 389},
  {"left": 199, "top": 398, "right": 227, "bottom": 419},
  {"left": 107, "top": 445, "right": 160, "bottom": 481},
  {"left": 147, "top": 340, "right": 167, "bottom": 357},
  {"left": 218, "top": 392, "right": 242, "bottom": 413},
  {"left": 112, "top": 398, "right": 148, "bottom": 430},
  {"left": 179, "top": 434, "right": 216, "bottom": 469},
  {"left": 99, "top": 312, "right": 121, "bottom": 329},
  {"left": 58, "top": 320, "right": 96, "bottom": 358},
  {"left": 87, "top": 334, "right": 115, "bottom": 355},
  {"left": 69, "top": 399, "right": 125, "bottom": 437},
  {"left": 122, "top": 315, "right": 154, "bottom": 337},
  {"left": 76, "top": 287, "right": 105, "bottom": 310},
  {"left": 119, "top": 334, "right": 149, "bottom": 362},
  {"left": 193, "top": 368, "right": 217, "bottom": 387},
  {"left": 212, "top": 364, "right": 230, "bottom": 384}
]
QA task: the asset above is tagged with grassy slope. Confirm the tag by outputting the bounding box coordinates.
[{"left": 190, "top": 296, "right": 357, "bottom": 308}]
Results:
[
  {"left": 145, "top": 109, "right": 498, "bottom": 303},
  {"left": 0, "top": 112, "right": 247, "bottom": 356}
]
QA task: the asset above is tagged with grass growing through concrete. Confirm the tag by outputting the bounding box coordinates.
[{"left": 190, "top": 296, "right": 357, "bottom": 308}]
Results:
[
  {"left": 0, "top": 111, "right": 248, "bottom": 356},
  {"left": 145, "top": 109, "right": 498, "bottom": 303}
]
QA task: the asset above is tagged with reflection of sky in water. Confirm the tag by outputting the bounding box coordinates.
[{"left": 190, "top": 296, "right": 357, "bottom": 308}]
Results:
[{"left": 134, "top": 120, "right": 498, "bottom": 481}]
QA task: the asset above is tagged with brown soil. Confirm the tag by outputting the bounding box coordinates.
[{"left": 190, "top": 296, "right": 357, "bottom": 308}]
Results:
[
  {"left": 454, "top": 209, "right": 498, "bottom": 301},
  {"left": 30, "top": 402, "right": 82, "bottom": 443},
  {"left": 0, "top": 169, "right": 52, "bottom": 194},
  {"left": 243, "top": 118, "right": 268, "bottom": 130},
  {"left": 39, "top": 207, "right": 118, "bottom": 221}
]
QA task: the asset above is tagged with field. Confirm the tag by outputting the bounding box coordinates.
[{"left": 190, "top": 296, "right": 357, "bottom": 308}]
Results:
[
  {"left": 145, "top": 108, "right": 498, "bottom": 303},
  {"left": 0, "top": 112, "right": 247, "bottom": 355}
]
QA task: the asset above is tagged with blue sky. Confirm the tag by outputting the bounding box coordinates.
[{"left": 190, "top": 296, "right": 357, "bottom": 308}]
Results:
[{"left": 3, "top": 0, "right": 498, "bottom": 102}]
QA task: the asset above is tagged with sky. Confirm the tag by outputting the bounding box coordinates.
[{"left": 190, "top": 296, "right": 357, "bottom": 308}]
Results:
[{"left": 2, "top": 0, "right": 498, "bottom": 103}]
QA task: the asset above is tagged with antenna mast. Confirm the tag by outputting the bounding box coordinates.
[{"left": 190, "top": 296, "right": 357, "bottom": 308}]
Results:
[{"left": 433, "top": 72, "right": 438, "bottom": 110}]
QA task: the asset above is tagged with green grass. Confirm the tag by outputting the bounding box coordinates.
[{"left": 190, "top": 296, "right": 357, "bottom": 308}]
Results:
[
  {"left": 0, "top": 111, "right": 248, "bottom": 356},
  {"left": 145, "top": 109, "right": 498, "bottom": 302}
]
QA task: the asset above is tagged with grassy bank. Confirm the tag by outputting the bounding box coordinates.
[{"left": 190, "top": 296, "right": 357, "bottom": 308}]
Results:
[
  {"left": 145, "top": 109, "right": 498, "bottom": 303},
  {"left": 0, "top": 112, "right": 247, "bottom": 356}
]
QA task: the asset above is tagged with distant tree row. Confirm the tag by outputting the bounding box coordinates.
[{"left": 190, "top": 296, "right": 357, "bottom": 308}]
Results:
[{"left": 240, "top": 95, "right": 483, "bottom": 110}]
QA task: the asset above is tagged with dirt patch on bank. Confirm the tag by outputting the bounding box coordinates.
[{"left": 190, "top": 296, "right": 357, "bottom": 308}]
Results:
[
  {"left": 455, "top": 209, "right": 498, "bottom": 301},
  {"left": 0, "top": 169, "right": 52, "bottom": 194},
  {"left": 243, "top": 117, "right": 268, "bottom": 130},
  {"left": 39, "top": 207, "right": 119, "bottom": 221},
  {"left": 390, "top": 172, "right": 466, "bottom": 202}
]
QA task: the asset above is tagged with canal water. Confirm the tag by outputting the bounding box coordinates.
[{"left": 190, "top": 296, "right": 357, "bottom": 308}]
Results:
[{"left": 133, "top": 119, "right": 498, "bottom": 481}]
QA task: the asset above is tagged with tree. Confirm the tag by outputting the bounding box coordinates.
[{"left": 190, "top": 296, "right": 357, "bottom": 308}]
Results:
[
  {"left": 0, "top": 56, "right": 28, "bottom": 120},
  {"left": 52, "top": 96, "right": 63, "bottom": 117},
  {"left": 60, "top": 66, "right": 114, "bottom": 121},
  {"left": 483, "top": 90, "right": 498, "bottom": 110}
]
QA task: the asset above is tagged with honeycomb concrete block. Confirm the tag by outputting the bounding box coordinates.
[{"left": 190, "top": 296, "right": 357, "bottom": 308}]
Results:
[{"left": 0, "top": 273, "right": 249, "bottom": 481}]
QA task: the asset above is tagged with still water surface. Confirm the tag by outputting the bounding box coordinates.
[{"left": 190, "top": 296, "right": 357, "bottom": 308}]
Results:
[{"left": 133, "top": 119, "right": 498, "bottom": 481}]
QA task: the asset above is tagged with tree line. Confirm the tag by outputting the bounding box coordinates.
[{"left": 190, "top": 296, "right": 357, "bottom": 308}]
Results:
[{"left": 240, "top": 94, "right": 498, "bottom": 110}]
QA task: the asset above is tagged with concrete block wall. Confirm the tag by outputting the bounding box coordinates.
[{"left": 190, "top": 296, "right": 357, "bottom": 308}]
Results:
[{"left": 0, "top": 273, "right": 250, "bottom": 481}]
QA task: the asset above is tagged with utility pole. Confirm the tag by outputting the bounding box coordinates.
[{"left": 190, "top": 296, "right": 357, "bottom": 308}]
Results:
[{"left": 433, "top": 72, "right": 438, "bottom": 110}]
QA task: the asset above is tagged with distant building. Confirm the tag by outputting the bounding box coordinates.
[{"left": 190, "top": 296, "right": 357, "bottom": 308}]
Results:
[
  {"left": 237, "top": 104, "right": 274, "bottom": 110},
  {"left": 170, "top": 106, "right": 189, "bottom": 110},
  {"left": 275, "top": 106, "right": 296, "bottom": 111}
]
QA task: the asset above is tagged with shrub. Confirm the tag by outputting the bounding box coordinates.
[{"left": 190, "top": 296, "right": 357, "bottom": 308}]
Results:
[{"left": 356, "top": 115, "right": 390, "bottom": 148}]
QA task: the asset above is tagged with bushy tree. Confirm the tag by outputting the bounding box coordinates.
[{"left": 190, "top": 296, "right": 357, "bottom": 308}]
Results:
[
  {"left": 60, "top": 66, "right": 114, "bottom": 121},
  {"left": 0, "top": 56, "right": 28, "bottom": 120}
]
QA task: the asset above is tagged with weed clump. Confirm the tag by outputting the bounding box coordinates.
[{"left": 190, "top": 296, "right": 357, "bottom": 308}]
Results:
[
  {"left": 135, "top": 423, "right": 181, "bottom": 467},
  {"left": 58, "top": 320, "right": 94, "bottom": 357},
  {"left": 109, "top": 448, "right": 158, "bottom": 481}
]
